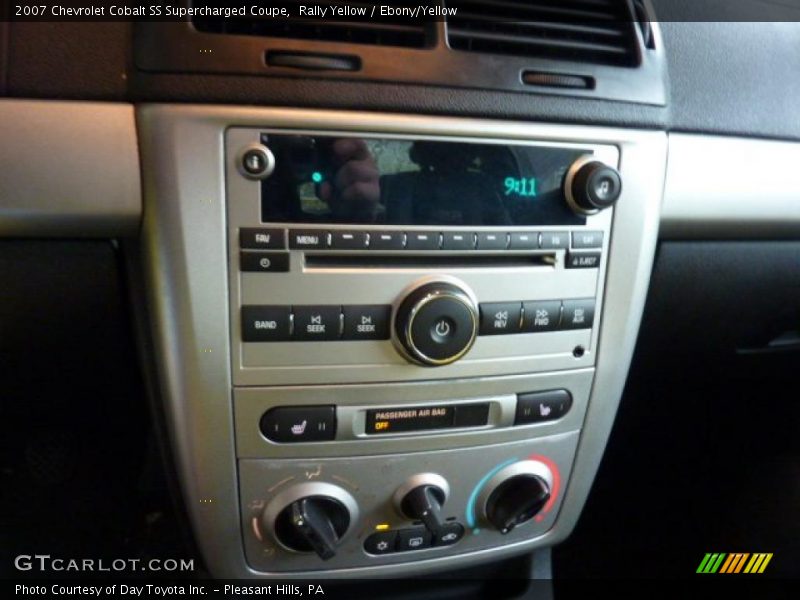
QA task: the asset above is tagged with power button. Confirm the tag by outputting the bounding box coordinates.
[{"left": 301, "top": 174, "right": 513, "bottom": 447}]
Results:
[{"left": 395, "top": 281, "right": 479, "bottom": 366}]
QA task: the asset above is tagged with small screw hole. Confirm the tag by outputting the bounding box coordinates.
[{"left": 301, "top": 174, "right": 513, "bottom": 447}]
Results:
[{"left": 573, "top": 345, "right": 585, "bottom": 358}]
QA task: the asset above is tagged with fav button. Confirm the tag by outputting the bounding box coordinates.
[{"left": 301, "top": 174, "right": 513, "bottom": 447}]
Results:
[
  {"left": 292, "top": 306, "right": 342, "bottom": 340},
  {"left": 260, "top": 406, "right": 336, "bottom": 442},
  {"left": 479, "top": 302, "right": 522, "bottom": 335},
  {"left": 240, "top": 228, "right": 285, "bottom": 249}
]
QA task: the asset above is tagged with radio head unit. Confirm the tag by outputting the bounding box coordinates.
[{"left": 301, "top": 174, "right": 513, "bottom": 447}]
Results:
[{"left": 228, "top": 128, "right": 619, "bottom": 386}]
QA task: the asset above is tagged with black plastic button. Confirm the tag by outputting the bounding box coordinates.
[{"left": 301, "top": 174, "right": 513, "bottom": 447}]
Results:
[
  {"left": 240, "top": 228, "right": 285, "bottom": 250},
  {"left": 571, "top": 231, "right": 604, "bottom": 249},
  {"left": 561, "top": 299, "right": 595, "bottom": 330},
  {"left": 330, "top": 231, "right": 368, "bottom": 250},
  {"left": 453, "top": 403, "right": 490, "bottom": 428},
  {"left": 364, "top": 531, "right": 397, "bottom": 555},
  {"left": 397, "top": 528, "right": 432, "bottom": 552},
  {"left": 441, "top": 232, "right": 475, "bottom": 250},
  {"left": 434, "top": 522, "right": 465, "bottom": 546},
  {"left": 522, "top": 301, "right": 562, "bottom": 332},
  {"left": 241, "top": 306, "right": 291, "bottom": 341},
  {"left": 260, "top": 406, "right": 336, "bottom": 443},
  {"left": 370, "top": 231, "right": 405, "bottom": 250},
  {"left": 476, "top": 231, "right": 509, "bottom": 250},
  {"left": 292, "top": 306, "right": 341, "bottom": 340},
  {"left": 289, "top": 230, "right": 329, "bottom": 250},
  {"left": 406, "top": 231, "right": 440, "bottom": 250},
  {"left": 515, "top": 390, "right": 573, "bottom": 424},
  {"left": 509, "top": 232, "right": 540, "bottom": 250},
  {"left": 566, "top": 252, "right": 601, "bottom": 269},
  {"left": 539, "top": 231, "right": 569, "bottom": 250},
  {"left": 342, "top": 305, "right": 391, "bottom": 340},
  {"left": 479, "top": 302, "right": 522, "bottom": 335},
  {"left": 240, "top": 252, "right": 289, "bottom": 273}
]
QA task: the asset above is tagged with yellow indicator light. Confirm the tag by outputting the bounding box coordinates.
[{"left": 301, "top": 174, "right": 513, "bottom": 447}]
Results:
[{"left": 375, "top": 523, "right": 390, "bottom": 531}]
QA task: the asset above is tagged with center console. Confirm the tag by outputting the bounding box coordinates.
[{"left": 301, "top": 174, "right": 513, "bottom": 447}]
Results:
[{"left": 138, "top": 105, "right": 667, "bottom": 577}]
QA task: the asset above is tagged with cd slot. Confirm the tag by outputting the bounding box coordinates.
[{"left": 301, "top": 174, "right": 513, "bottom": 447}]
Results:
[{"left": 304, "top": 254, "right": 556, "bottom": 270}]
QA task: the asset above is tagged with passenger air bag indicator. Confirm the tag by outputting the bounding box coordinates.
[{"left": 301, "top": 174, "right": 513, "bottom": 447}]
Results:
[{"left": 365, "top": 403, "right": 490, "bottom": 434}]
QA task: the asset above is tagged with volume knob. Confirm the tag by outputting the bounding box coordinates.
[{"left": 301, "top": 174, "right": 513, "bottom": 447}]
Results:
[{"left": 394, "top": 280, "right": 479, "bottom": 366}]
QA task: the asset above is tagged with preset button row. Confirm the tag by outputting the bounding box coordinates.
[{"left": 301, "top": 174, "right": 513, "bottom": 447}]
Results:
[
  {"left": 242, "top": 305, "right": 390, "bottom": 342},
  {"left": 479, "top": 299, "right": 595, "bottom": 336},
  {"left": 275, "top": 229, "right": 604, "bottom": 251}
]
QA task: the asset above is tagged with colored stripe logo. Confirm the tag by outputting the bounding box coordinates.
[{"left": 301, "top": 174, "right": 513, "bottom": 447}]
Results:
[{"left": 697, "top": 553, "right": 773, "bottom": 574}]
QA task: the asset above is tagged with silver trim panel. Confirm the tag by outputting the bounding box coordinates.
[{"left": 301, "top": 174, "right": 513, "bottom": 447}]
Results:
[
  {"left": 662, "top": 133, "right": 800, "bottom": 238},
  {"left": 0, "top": 100, "right": 141, "bottom": 237},
  {"left": 137, "top": 104, "right": 666, "bottom": 577}
]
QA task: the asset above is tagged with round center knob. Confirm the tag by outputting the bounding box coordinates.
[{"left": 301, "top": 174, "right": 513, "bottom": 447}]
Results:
[{"left": 394, "top": 280, "right": 478, "bottom": 366}]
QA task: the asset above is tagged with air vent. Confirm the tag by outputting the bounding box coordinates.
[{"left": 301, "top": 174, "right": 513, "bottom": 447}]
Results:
[
  {"left": 191, "top": 2, "right": 431, "bottom": 49},
  {"left": 445, "top": 0, "right": 640, "bottom": 67}
]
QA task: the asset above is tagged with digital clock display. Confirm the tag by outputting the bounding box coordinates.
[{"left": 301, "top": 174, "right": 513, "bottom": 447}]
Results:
[{"left": 504, "top": 177, "right": 538, "bottom": 198}]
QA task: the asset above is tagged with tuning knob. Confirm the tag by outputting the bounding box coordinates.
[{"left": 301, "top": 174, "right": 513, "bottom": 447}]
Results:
[
  {"left": 394, "top": 279, "right": 479, "bottom": 366},
  {"left": 564, "top": 157, "right": 622, "bottom": 215},
  {"left": 393, "top": 473, "right": 450, "bottom": 537},
  {"left": 262, "top": 482, "right": 358, "bottom": 560},
  {"left": 478, "top": 460, "right": 553, "bottom": 534}
]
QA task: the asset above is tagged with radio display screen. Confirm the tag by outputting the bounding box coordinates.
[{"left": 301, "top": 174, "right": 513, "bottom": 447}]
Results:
[{"left": 259, "top": 134, "right": 588, "bottom": 226}]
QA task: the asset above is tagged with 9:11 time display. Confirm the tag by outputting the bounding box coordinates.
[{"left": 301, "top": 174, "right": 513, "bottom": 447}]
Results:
[{"left": 503, "top": 177, "right": 538, "bottom": 197}]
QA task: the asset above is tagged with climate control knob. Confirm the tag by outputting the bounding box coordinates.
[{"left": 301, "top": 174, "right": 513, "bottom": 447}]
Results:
[
  {"left": 564, "top": 157, "right": 622, "bottom": 215},
  {"left": 478, "top": 460, "right": 553, "bottom": 534},
  {"left": 394, "top": 280, "right": 479, "bottom": 366},
  {"left": 261, "top": 482, "right": 359, "bottom": 560}
]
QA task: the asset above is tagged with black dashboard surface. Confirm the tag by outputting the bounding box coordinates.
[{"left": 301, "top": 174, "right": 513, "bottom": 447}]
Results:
[{"left": 3, "top": 14, "right": 800, "bottom": 140}]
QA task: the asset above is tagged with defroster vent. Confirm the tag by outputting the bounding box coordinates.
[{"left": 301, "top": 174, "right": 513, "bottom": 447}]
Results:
[
  {"left": 445, "top": 0, "right": 640, "bottom": 67},
  {"left": 192, "top": 1, "right": 431, "bottom": 49}
]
